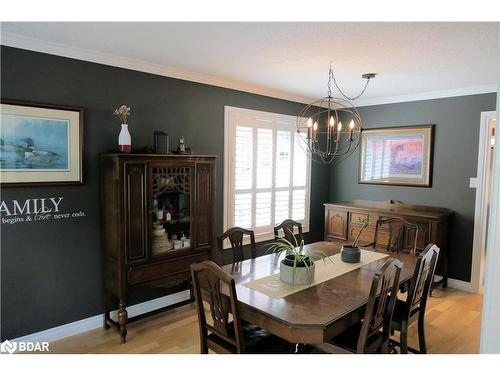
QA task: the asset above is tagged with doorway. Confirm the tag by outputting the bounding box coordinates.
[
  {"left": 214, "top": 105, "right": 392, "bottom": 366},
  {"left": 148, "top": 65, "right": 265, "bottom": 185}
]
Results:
[{"left": 471, "top": 111, "right": 497, "bottom": 293}]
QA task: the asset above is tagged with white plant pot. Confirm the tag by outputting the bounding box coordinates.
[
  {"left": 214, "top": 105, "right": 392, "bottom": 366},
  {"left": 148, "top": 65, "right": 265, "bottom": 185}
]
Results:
[{"left": 280, "top": 259, "right": 315, "bottom": 285}]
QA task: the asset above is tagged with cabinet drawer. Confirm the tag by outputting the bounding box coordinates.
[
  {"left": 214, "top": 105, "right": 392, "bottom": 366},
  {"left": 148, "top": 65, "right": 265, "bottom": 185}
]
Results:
[
  {"left": 155, "top": 271, "right": 192, "bottom": 288},
  {"left": 348, "top": 224, "right": 389, "bottom": 247},
  {"left": 350, "top": 212, "right": 371, "bottom": 225},
  {"left": 128, "top": 252, "right": 208, "bottom": 285}
]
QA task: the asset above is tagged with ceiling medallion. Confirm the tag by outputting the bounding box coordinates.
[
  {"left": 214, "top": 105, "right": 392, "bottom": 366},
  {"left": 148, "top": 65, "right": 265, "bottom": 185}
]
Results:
[{"left": 296, "top": 65, "right": 376, "bottom": 165}]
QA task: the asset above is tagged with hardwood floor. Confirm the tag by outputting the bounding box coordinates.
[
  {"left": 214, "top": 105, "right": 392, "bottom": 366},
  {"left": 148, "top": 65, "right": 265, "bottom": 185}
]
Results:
[{"left": 48, "top": 288, "right": 482, "bottom": 354}]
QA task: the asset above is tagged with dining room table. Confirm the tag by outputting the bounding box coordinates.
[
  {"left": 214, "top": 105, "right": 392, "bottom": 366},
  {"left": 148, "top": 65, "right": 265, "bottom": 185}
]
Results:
[{"left": 221, "top": 240, "right": 417, "bottom": 345}]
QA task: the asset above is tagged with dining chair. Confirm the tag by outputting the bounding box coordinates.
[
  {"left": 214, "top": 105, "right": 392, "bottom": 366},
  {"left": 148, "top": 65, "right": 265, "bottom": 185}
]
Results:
[
  {"left": 217, "top": 227, "right": 257, "bottom": 265},
  {"left": 390, "top": 243, "right": 440, "bottom": 354},
  {"left": 366, "top": 217, "right": 419, "bottom": 256},
  {"left": 274, "top": 219, "right": 303, "bottom": 244},
  {"left": 191, "top": 260, "right": 293, "bottom": 354},
  {"left": 313, "top": 258, "right": 403, "bottom": 354}
]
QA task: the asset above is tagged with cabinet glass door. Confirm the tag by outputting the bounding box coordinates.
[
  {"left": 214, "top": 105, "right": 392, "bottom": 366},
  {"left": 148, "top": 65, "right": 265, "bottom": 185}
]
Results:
[{"left": 150, "top": 165, "right": 192, "bottom": 256}]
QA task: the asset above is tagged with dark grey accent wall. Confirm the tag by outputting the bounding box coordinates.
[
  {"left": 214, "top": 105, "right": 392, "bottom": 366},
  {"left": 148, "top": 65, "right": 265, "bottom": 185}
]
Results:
[
  {"left": 329, "top": 93, "right": 497, "bottom": 282},
  {"left": 0, "top": 46, "right": 330, "bottom": 340}
]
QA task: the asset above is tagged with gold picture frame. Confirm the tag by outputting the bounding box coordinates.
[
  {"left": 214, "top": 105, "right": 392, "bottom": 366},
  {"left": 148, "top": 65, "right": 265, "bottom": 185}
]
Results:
[{"left": 359, "top": 125, "right": 434, "bottom": 187}]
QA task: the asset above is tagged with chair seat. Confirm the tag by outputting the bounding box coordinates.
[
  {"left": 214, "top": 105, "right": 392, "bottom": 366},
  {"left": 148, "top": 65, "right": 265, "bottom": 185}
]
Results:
[{"left": 208, "top": 320, "right": 292, "bottom": 354}]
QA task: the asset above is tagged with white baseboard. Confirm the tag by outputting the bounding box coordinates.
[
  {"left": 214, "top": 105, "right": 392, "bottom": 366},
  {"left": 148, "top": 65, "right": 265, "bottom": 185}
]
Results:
[
  {"left": 447, "top": 278, "right": 475, "bottom": 293},
  {"left": 11, "top": 290, "right": 191, "bottom": 344}
]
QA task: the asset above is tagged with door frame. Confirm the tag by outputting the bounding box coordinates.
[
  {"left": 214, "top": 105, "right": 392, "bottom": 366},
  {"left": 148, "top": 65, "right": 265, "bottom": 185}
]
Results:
[{"left": 471, "top": 110, "right": 496, "bottom": 293}]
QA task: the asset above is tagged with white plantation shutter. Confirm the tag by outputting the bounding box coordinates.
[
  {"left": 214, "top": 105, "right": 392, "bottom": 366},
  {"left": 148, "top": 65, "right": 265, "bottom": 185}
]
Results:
[
  {"left": 256, "top": 128, "right": 273, "bottom": 189},
  {"left": 224, "top": 106, "right": 311, "bottom": 243},
  {"left": 255, "top": 192, "right": 272, "bottom": 227},
  {"left": 235, "top": 126, "right": 253, "bottom": 189}
]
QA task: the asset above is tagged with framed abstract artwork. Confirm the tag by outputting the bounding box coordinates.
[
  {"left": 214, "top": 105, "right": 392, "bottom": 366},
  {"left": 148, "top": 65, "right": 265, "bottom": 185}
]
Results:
[
  {"left": 0, "top": 99, "right": 84, "bottom": 186},
  {"left": 359, "top": 125, "right": 434, "bottom": 187}
]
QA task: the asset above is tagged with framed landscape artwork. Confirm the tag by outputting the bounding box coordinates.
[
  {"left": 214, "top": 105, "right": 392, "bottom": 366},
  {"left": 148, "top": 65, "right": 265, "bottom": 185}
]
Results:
[
  {"left": 0, "top": 100, "right": 84, "bottom": 186},
  {"left": 359, "top": 125, "right": 434, "bottom": 187}
]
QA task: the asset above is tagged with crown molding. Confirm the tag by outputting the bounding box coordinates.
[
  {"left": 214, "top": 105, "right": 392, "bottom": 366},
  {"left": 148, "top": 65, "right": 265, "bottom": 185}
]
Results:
[
  {"left": 0, "top": 31, "right": 315, "bottom": 105},
  {"left": 353, "top": 84, "right": 497, "bottom": 107},
  {"left": 1, "top": 31, "right": 497, "bottom": 108}
]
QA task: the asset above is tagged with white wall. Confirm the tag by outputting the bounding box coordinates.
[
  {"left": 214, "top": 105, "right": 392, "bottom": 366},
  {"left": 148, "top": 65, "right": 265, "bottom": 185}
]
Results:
[{"left": 480, "top": 26, "right": 500, "bottom": 354}]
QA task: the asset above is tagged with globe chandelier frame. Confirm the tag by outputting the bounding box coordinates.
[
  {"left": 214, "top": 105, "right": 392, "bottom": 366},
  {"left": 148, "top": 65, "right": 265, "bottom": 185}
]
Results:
[{"left": 296, "top": 65, "right": 376, "bottom": 165}]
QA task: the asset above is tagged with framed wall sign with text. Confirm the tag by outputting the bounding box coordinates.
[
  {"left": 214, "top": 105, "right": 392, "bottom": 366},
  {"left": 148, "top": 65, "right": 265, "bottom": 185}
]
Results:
[
  {"left": 0, "top": 99, "right": 84, "bottom": 186},
  {"left": 359, "top": 124, "right": 434, "bottom": 187}
]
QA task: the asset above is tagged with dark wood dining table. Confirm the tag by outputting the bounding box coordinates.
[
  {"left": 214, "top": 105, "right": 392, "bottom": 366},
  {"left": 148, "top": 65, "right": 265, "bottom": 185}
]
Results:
[{"left": 221, "top": 241, "right": 417, "bottom": 345}]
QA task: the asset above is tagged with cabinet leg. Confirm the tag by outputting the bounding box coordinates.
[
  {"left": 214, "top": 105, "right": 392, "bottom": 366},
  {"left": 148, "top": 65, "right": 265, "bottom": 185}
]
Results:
[
  {"left": 118, "top": 301, "right": 128, "bottom": 343},
  {"left": 103, "top": 289, "right": 111, "bottom": 329}
]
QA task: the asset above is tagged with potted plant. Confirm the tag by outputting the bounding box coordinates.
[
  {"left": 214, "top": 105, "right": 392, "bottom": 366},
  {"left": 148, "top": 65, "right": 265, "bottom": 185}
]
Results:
[
  {"left": 341, "top": 217, "right": 369, "bottom": 263},
  {"left": 266, "top": 233, "right": 330, "bottom": 285}
]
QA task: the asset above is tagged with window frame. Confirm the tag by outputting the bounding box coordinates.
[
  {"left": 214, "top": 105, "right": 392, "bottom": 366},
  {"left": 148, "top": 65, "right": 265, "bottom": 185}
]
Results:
[{"left": 223, "top": 106, "right": 311, "bottom": 244}]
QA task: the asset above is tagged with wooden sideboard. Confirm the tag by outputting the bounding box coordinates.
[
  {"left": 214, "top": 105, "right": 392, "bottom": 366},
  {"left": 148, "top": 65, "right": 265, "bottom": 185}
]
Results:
[
  {"left": 324, "top": 200, "right": 453, "bottom": 286},
  {"left": 101, "top": 153, "right": 216, "bottom": 342}
]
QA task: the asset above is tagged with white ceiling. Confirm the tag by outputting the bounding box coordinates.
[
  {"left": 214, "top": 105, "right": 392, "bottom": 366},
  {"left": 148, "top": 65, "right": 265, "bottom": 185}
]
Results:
[{"left": 1, "top": 22, "right": 498, "bottom": 105}]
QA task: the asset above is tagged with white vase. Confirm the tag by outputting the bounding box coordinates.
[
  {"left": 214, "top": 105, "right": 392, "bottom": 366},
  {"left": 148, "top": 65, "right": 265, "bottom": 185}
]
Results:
[
  {"left": 279, "top": 260, "right": 315, "bottom": 285},
  {"left": 118, "top": 124, "right": 131, "bottom": 153}
]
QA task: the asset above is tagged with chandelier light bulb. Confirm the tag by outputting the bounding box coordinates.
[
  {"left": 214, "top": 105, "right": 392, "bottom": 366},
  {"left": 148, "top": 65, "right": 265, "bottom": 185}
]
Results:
[
  {"left": 307, "top": 117, "right": 313, "bottom": 128},
  {"left": 329, "top": 116, "right": 335, "bottom": 127},
  {"left": 337, "top": 121, "right": 343, "bottom": 132},
  {"left": 349, "top": 119, "right": 355, "bottom": 130},
  {"left": 313, "top": 122, "right": 318, "bottom": 131}
]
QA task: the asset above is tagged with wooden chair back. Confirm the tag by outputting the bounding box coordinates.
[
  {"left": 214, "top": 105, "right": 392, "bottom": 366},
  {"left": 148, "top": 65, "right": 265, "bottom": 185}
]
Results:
[
  {"left": 407, "top": 244, "right": 440, "bottom": 314},
  {"left": 274, "top": 219, "right": 303, "bottom": 245},
  {"left": 217, "top": 227, "right": 257, "bottom": 265},
  {"left": 191, "top": 260, "right": 245, "bottom": 353},
  {"left": 373, "top": 217, "right": 419, "bottom": 255},
  {"left": 357, "top": 258, "right": 402, "bottom": 353}
]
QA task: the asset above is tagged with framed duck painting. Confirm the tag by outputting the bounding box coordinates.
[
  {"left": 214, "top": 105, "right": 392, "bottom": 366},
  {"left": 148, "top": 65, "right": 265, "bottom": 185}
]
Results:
[
  {"left": 359, "top": 124, "right": 434, "bottom": 187},
  {"left": 0, "top": 99, "right": 84, "bottom": 186}
]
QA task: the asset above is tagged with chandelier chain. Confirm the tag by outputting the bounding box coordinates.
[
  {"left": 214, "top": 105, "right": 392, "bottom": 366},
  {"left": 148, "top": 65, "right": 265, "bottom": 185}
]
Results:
[{"left": 328, "top": 65, "right": 372, "bottom": 101}]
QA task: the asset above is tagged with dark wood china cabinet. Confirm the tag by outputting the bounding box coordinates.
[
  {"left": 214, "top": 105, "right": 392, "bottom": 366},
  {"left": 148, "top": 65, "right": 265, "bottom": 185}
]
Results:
[{"left": 100, "top": 153, "right": 216, "bottom": 342}]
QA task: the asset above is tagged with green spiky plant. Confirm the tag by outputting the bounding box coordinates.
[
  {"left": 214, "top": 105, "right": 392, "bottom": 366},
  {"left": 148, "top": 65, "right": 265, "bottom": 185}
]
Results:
[{"left": 265, "top": 229, "right": 331, "bottom": 284}]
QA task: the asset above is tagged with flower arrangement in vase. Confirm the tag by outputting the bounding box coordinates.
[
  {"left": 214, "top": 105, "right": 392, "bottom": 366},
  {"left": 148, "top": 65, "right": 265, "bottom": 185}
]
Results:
[{"left": 114, "top": 105, "right": 131, "bottom": 153}]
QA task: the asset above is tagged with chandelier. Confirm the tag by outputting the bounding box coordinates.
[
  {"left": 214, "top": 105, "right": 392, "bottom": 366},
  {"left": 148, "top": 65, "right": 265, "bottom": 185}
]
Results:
[{"left": 296, "top": 65, "right": 376, "bottom": 164}]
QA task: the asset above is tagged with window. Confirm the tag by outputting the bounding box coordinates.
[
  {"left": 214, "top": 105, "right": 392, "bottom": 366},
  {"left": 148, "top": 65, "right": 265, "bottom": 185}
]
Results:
[{"left": 224, "top": 106, "right": 311, "bottom": 243}]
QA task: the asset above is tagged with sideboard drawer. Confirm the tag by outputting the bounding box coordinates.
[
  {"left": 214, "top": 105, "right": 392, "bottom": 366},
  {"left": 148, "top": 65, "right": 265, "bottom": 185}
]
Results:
[
  {"left": 350, "top": 212, "right": 370, "bottom": 225},
  {"left": 348, "top": 224, "right": 375, "bottom": 244},
  {"left": 128, "top": 252, "right": 208, "bottom": 285},
  {"left": 348, "top": 224, "right": 390, "bottom": 246}
]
